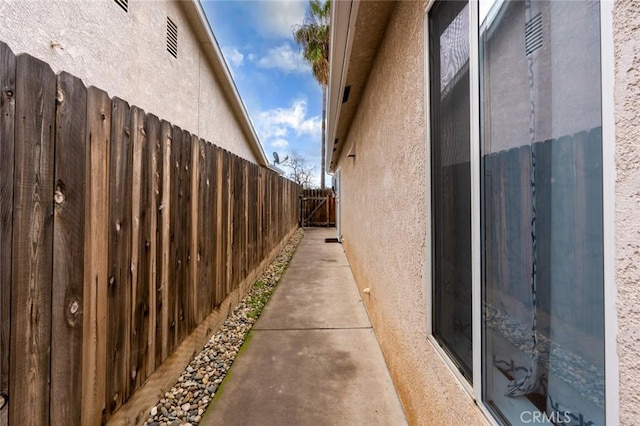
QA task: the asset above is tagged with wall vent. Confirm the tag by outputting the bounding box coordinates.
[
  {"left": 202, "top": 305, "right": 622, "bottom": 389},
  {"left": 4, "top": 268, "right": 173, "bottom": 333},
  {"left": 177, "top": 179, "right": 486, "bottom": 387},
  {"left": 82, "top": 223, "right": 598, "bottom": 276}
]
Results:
[
  {"left": 342, "top": 85, "right": 351, "bottom": 103},
  {"left": 114, "top": 0, "right": 128, "bottom": 13},
  {"left": 525, "top": 13, "right": 543, "bottom": 56},
  {"left": 167, "top": 17, "right": 178, "bottom": 58}
]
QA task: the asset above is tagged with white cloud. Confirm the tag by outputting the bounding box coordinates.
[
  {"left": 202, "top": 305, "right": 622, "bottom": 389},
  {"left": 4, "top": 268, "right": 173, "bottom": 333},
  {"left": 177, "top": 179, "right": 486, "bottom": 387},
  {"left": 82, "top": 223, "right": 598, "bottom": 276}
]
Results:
[
  {"left": 256, "top": 43, "right": 308, "bottom": 74},
  {"left": 271, "top": 138, "right": 290, "bottom": 148},
  {"left": 222, "top": 46, "right": 244, "bottom": 68},
  {"left": 255, "top": 98, "right": 321, "bottom": 149},
  {"left": 256, "top": 1, "right": 306, "bottom": 38}
]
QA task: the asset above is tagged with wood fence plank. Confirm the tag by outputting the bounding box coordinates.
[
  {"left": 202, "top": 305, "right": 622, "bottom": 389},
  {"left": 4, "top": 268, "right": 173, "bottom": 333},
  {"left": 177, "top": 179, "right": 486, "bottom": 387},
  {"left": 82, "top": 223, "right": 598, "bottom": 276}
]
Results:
[
  {"left": 225, "top": 152, "right": 231, "bottom": 296},
  {"left": 215, "top": 147, "right": 224, "bottom": 308},
  {"left": 10, "top": 53, "right": 56, "bottom": 426},
  {"left": 107, "top": 97, "right": 133, "bottom": 417},
  {"left": 168, "top": 125, "right": 182, "bottom": 354},
  {"left": 504, "top": 148, "right": 522, "bottom": 301},
  {"left": 550, "top": 136, "right": 575, "bottom": 322},
  {"left": 51, "top": 72, "right": 87, "bottom": 426},
  {"left": 232, "top": 156, "right": 240, "bottom": 288},
  {"left": 156, "top": 121, "right": 171, "bottom": 364},
  {"left": 144, "top": 114, "right": 159, "bottom": 378},
  {"left": 197, "top": 141, "right": 213, "bottom": 320},
  {"left": 128, "top": 108, "right": 143, "bottom": 397},
  {"left": 129, "top": 107, "right": 153, "bottom": 394},
  {"left": 534, "top": 140, "right": 552, "bottom": 315},
  {"left": 518, "top": 146, "right": 533, "bottom": 307},
  {"left": 573, "top": 132, "right": 588, "bottom": 329},
  {"left": 0, "top": 41, "right": 16, "bottom": 426},
  {"left": 235, "top": 156, "right": 241, "bottom": 287},
  {"left": 82, "top": 86, "right": 111, "bottom": 426},
  {"left": 243, "top": 161, "right": 249, "bottom": 278},
  {"left": 208, "top": 144, "right": 218, "bottom": 312},
  {"left": 178, "top": 130, "right": 193, "bottom": 342},
  {"left": 585, "top": 128, "right": 604, "bottom": 333},
  {"left": 189, "top": 135, "right": 199, "bottom": 329}
]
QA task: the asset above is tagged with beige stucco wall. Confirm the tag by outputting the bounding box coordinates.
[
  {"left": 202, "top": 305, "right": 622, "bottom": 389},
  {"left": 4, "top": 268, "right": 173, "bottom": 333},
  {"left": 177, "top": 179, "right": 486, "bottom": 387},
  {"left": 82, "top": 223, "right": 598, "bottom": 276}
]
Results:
[
  {"left": 614, "top": 0, "right": 640, "bottom": 423},
  {"left": 0, "top": 0, "right": 258, "bottom": 163},
  {"left": 335, "top": 2, "right": 487, "bottom": 424}
]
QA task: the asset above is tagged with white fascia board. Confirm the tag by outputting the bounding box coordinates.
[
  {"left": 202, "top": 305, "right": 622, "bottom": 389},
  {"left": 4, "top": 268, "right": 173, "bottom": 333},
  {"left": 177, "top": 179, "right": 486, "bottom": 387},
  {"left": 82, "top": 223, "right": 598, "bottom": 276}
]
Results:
[
  {"left": 267, "top": 164, "right": 285, "bottom": 175},
  {"left": 326, "top": 0, "right": 358, "bottom": 173},
  {"left": 184, "top": 0, "right": 270, "bottom": 168}
]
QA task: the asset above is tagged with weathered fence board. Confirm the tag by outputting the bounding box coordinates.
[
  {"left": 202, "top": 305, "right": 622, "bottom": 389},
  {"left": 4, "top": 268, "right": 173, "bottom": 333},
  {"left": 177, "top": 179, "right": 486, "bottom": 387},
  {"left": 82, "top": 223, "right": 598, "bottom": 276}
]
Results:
[
  {"left": 51, "top": 72, "right": 87, "bottom": 425},
  {"left": 156, "top": 120, "right": 172, "bottom": 365},
  {"left": 0, "top": 47, "right": 300, "bottom": 425},
  {"left": 144, "top": 114, "right": 160, "bottom": 379},
  {"left": 197, "top": 140, "right": 214, "bottom": 319},
  {"left": 179, "top": 129, "right": 193, "bottom": 343},
  {"left": 10, "top": 53, "right": 56, "bottom": 426},
  {"left": 81, "top": 86, "right": 111, "bottom": 426},
  {"left": 130, "top": 106, "right": 154, "bottom": 393},
  {"left": 0, "top": 41, "right": 16, "bottom": 426},
  {"left": 484, "top": 129, "right": 604, "bottom": 337},
  {"left": 107, "top": 97, "right": 133, "bottom": 416}
]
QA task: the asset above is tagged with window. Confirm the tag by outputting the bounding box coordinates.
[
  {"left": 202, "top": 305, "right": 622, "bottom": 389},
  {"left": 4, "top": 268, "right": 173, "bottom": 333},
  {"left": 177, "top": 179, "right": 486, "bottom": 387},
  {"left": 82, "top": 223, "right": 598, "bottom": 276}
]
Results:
[
  {"left": 429, "top": 1, "right": 473, "bottom": 380},
  {"left": 427, "top": 0, "right": 608, "bottom": 424},
  {"left": 167, "top": 17, "right": 178, "bottom": 58},
  {"left": 480, "top": 1, "right": 605, "bottom": 424}
]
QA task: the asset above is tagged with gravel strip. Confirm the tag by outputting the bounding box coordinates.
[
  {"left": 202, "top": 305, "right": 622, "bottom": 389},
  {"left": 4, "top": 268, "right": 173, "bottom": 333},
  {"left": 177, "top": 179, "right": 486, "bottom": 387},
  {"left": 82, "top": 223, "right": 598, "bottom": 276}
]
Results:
[{"left": 143, "top": 228, "right": 305, "bottom": 426}]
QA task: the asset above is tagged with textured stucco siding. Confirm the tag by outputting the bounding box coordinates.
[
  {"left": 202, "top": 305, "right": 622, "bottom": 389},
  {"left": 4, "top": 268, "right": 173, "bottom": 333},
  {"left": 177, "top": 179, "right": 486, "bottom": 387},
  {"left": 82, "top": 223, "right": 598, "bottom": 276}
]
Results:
[
  {"left": 0, "top": 0, "right": 258, "bottom": 163},
  {"left": 335, "top": 2, "right": 487, "bottom": 424},
  {"left": 614, "top": 0, "right": 640, "bottom": 423}
]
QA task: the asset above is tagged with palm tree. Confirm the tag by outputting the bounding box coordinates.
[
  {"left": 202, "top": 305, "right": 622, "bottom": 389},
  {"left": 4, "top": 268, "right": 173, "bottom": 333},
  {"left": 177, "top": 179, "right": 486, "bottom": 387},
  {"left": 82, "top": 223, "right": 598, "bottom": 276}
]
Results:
[{"left": 293, "top": 0, "right": 330, "bottom": 189}]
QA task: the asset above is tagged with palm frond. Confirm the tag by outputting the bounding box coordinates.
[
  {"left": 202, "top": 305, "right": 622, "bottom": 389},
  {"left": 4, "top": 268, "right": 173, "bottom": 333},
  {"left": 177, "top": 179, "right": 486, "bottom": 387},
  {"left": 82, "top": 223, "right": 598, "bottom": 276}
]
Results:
[{"left": 292, "top": 0, "right": 330, "bottom": 87}]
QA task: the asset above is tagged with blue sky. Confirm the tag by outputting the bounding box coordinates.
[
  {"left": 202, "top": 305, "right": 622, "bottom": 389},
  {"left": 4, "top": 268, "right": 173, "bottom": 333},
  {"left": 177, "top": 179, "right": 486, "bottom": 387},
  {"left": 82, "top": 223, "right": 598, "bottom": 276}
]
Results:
[{"left": 202, "top": 0, "right": 326, "bottom": 186}]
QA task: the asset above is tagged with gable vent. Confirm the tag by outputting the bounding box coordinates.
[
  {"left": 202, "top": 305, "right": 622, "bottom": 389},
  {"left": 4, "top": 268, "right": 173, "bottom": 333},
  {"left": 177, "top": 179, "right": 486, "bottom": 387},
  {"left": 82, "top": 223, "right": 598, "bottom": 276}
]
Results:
[
  {"left": 167, "top": 17, "right": 178, "bottom": 58},
  {"left": 114, "top": 0, "right": 128, "bottom": 12},
  {"left": 525, "top": 13, "right": 543, "bottom": 56}
]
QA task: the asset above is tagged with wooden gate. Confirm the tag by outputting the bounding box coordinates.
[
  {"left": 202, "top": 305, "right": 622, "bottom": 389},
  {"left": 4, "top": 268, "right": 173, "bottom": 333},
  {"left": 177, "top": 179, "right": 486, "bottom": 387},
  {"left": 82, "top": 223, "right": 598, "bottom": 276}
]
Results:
[{"left": 299, "top": 189, "right": 336, "bottom": 227}]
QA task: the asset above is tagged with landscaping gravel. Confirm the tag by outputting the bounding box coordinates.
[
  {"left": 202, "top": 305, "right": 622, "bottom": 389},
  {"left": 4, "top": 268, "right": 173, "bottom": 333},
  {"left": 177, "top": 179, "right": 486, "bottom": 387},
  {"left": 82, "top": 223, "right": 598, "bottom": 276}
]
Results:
[{"left": 143, "top": 228, "right": 304, "bottom": 426}]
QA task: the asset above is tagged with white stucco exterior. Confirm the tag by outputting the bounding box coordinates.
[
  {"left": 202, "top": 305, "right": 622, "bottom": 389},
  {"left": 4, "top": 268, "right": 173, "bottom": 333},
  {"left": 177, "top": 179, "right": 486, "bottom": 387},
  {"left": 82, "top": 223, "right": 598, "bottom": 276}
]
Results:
[
  {"left": 613, "top": 0, "right": 640, "bottom": 422},
  {"left": 0, "top": 0, "right": 265, "bottom": 165}
]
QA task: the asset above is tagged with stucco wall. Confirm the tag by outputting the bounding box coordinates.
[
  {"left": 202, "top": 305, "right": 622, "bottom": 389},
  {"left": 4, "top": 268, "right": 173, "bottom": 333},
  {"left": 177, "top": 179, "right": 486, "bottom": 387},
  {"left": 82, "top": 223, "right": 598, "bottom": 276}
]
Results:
[
  {"left": 335, "top": 2, "right": 487, "bottom": 424},
  {"left": 0, "top": 0, "right": 258, "bottom": 163},
  {"left": 614, "top": 0, "right": 640, "bottom": 423}
]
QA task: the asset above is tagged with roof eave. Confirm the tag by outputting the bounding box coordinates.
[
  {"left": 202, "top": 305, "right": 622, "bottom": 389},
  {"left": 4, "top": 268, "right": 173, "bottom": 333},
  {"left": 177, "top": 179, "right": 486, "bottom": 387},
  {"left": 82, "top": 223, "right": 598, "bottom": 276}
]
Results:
[
  {"left": 180, "top": 0, "right": 270, "bottom": 168},
  {"left": 325, "top": 0, "right": 359, "bottom": 174}
]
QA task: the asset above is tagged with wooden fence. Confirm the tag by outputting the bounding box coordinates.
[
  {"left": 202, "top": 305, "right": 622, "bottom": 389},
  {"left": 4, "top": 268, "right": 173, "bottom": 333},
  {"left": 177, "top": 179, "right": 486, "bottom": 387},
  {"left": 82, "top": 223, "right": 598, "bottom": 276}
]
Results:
[
  {"left": 0, "top": 43, "right": 299, "bottom": 425},
  {"left": 299, "top": 188, "right": 335, "bottom": 227},
  {"left": 483, "top": 127, "right": 604, "bottom": 336}
]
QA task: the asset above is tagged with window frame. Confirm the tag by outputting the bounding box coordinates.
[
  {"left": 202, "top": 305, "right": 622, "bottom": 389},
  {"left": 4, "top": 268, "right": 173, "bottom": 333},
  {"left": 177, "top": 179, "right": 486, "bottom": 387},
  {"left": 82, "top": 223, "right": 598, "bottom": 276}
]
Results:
[{"left": 423, "top": 1, "right": 619, "bottom": 424}]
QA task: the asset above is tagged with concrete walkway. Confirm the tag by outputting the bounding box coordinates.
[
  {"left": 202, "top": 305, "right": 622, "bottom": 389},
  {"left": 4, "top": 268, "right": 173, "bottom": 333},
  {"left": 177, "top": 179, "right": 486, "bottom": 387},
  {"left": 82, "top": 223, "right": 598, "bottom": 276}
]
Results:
[{"left": 201, "top": 228, "right": 407, "bottom": 426}]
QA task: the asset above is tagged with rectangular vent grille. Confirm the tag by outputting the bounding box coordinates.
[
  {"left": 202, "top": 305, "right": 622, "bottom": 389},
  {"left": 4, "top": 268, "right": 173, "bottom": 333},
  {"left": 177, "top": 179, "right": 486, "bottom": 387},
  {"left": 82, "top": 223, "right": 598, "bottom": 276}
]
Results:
[
  {"left": 114, "top": 0, "right": 128, "bottom": 13},
  {"left": 342, "top": 85, "right": 351, "bottom": 103},
  {"left": 167, "top": 17, "right": 178, "bottom": 58},
  {"left": 525, "top": 13, "right": 543, "bottom": 56}
]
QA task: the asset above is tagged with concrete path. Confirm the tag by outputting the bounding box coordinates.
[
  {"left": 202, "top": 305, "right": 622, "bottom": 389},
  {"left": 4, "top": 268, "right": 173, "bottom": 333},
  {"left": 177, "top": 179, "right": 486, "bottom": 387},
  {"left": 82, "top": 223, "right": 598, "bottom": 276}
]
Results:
[{"left": 201, "top": 228, "right": 407, "bottom": 426}]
